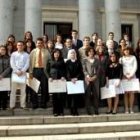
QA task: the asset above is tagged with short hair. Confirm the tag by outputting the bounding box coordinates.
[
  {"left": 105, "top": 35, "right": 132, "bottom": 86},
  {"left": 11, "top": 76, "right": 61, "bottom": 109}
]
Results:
[
  {"left": 17, "top": 41, "right": 24, "bottom": 45},
  {"left": 85, "top": 47, "right": 96, "bottom": 56},
  {"left": 71, "top": 30, "right": 78, "bottom": 33},
  {"left": 91, "top": 32, "right": 98, "bottom": 37},
  {"left": 36, "top": 37, "right": 43, "bottom": 43},
  {"left": 83, "top": 36, "right": 90, "bottom": 41},
  {"left": 108, "top": 32, "right": 114, "bottom": 36}
]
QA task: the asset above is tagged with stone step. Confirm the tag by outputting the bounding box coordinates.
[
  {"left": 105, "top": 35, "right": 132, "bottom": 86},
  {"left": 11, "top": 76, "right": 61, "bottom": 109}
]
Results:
[
  {"left": 0, "top": 105, "right": 139, "bottom": 116},
  {"left": 0, "top": 121, "right": 140, "bottom": 136},
  {"left": 0, "top": 113, "right": 140, "bottom": 125},
  {"left": 0, "top": 131, "right": 140, "bottom": 140}
]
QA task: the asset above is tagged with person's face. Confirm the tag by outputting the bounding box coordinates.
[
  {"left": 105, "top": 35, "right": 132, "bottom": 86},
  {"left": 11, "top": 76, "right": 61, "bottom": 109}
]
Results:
[
  {"left": 124, "top": 35, "right": 129, "bottom": 41},
  {"left": 26, "top": 33, "right": 31, "bottom": 39},
  {"left": 120, "top": 40, "right": 126, "bottom": 46},
  {"left": 56, "top": 36, "right": 62, "bottom": 43},
  {"left": 17, "top": 42, "right": 24, "bottom": 52},
  {"left": 107, "top": 40, "right": 114, "bottom": 48},
  {"left": 65, "top": 39, "right": 72, "bottom": 48},
  {"left": 43, "top": 36, "right": 48, "bottom": 42},
  {"left": 124, "top": 49, "right": 130, "bottom": 56},
  {"left": 92, "top": 34, "right": 98, "bottom": 40},
  {"left": 8, "top": 37, "right": 15, "bottom": 43},
  {"left": 54, "top": 51, "right": 60, "bottom": 60},
  {"left": 70, "top": 51, "right": 76, "bottom": 59},
  {"left": 98, "top": 47, "right": 104, "bottom": 53},
  {"left": 71, "top": 32, "right": 77, "bottom": 39},
  {"left": 88, "top": 49, "right": 95, "bottom": 57},
  {"left": 7, "top": 44, "right": 13, "bottom": 51},
  {"left": 83, "top": 38, "right": 90, "bottom": 46},
  {"left": 26, "top": 41, "right": 32, "bottom": 47},
  {"left": 110, "top": 54, "right": 116, "bottom": 62},
  {"left": 0, "top": 47, "right": 6, "bottom": 55},
  {"left": 97, "top": 38, "right": 102, "bottom": 46},
  {"left": 36, "top": 40, "right": 43, "bottom": 49},
  {"left": 48, "top": 42, "right": 53, "bottom": 49},
  {"left": 108, "top": 34, "right": 114, "bottom": 40}
]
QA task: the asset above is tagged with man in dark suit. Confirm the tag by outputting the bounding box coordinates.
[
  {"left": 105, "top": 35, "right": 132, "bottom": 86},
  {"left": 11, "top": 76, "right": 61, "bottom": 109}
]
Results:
[{"left": 71, "top": 30, "right": 83, "bottom": 50}]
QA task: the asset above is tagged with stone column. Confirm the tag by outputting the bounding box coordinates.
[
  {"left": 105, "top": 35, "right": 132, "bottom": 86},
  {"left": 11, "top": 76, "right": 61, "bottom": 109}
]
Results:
[
  {"left": 25, "top": 0, "right": 42, "bottom": 41},
  {"left": 0, "top": 0, "right": 13, "bottom": 44},
  {"left": 79, "top": 0, "right": 96, "bottom": 40},
  {"left": 105, "top": 0, "right": 121, "bottom": 42}
]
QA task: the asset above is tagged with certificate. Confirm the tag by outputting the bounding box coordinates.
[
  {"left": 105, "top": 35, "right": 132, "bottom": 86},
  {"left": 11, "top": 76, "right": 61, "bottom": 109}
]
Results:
[
  {"left": 48, "top": 80, "right": 66, "bottom": 93},
  {"left": 12, "top": 73, "right": 26, "bottom": 84},
  {"left": 109, "top": 79, "right": 124, "bottom": 94},
  {"left": 66, "top": 80, "right": 85, "bottom": 94},
  {"left": 0, "top": 78, "right": 11, "bottom": 91},
  {"left": 26, "top": 77, "right": 40, "bottom": 93},
  {"left": 121, "top": 78, "right": 140, "bottom": 92},
  {"left": 101, "top": 85, "right": 116, "bottom": 99}
]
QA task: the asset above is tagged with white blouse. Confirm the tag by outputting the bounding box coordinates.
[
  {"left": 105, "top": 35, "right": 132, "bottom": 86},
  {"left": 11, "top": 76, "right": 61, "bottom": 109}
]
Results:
[{"left": 119, "top": 55, "right": 137, "bottom": 78}]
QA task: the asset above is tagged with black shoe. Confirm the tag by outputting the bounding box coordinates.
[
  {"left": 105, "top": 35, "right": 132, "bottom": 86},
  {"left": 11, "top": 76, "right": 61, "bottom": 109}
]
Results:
[
  {"left": 95, "top": 111, "right": 99, "bottom": 115},
  {"left": 87, "top": 109, "right": 93, "bottom": 115},
  {"left": 106, "top": 110, "right": 112, "bottom": 114},
  {"left": 54, "top": 113, "right": 58, "bottom": 117}
]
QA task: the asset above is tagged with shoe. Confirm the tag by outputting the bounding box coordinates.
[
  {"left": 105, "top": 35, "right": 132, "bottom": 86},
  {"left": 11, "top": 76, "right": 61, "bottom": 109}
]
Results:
[
  {"left": 125, "top": 111, "right": 129, "bottom": 114},
  {"left": 21, "top": 107, "right": 28, "bottom": 110},
  {"left": 106, "top": 110, "right": 112, "bottom": 114},
  {"left": 54, "top": 113, "right": 58, "bottom": 117},
  {"left": 130, "top": 111, "right": 134, "bottom": 114},
  {"left": 112, "top": 111, "right": 117, "bottom": 114},
  {"left": 95, "top": 111, "right": 99, "bottom": 115}
]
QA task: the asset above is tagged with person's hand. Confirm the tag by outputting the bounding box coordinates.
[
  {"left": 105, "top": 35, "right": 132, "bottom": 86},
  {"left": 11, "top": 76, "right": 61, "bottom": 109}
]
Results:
[
  {"left": 61, "top": 77, "right": 65, "bottom": 81},
  {"left": 115, "top": 80, "right": 120, "bottom": 87},
  {"left": 29, "top": 73, "right": 33, "bottom": 79},
  {"left": 106, "top": 81, "right": 109, "bottom": 88},
  {"left": 49, "top": 78, "right": 53, "bottom": 82},
  {"left": 71, "top": 78, "right": 77, "bottom": 84},
  {"left": 16, "top": 71, "right": 24, "bottom": 76}
]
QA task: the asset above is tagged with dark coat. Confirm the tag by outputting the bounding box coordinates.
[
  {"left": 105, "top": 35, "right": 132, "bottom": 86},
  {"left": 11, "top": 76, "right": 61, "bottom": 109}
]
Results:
[{"left": 0, "top": 55, "right": 11, "bottom": 77}]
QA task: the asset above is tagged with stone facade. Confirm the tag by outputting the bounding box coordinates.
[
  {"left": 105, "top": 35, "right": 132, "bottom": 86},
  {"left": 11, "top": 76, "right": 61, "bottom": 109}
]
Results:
[{"left": 0, "top": 0, "right": 140, "bottom": 47}]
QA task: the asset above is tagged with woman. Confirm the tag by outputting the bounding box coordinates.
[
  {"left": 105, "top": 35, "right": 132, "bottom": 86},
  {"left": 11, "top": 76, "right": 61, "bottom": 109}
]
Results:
[
  {"left": 82, "top": 47, "right": 100, "bottom": 115},
  {"left": 66, "top": 49, "right": 84, "bottom": 115},
  {"left": 54, "top": 34, "right": 63, "bottom": 50},
  {"left": 48, "top": 49, "right": 66, "bottom": 116},
  {"left": 135, "top": 39, "right": 140, "bottom": 111},
  {"left": 42, "top": 34, "right": 49, "bottom": 48},
  {"left": 24, "top": 31, "right": 35, "bottom": 50},
  {"left": 120, "top": 47, "right": 137, "bottom": 113},
  {"left": 0, "top": 45, "right": 11, "bottom": 110},
  {"left": 106, "top": 52, "right": 123, "bottom": 114},
  {"left": 46, "top": 40, "right": 54, "bottom": 59}
]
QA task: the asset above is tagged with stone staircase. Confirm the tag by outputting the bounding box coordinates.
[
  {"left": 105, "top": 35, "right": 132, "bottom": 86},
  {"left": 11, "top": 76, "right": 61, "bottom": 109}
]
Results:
[{"left": 0, "top": 112, "right": 140, "bottom": 140}]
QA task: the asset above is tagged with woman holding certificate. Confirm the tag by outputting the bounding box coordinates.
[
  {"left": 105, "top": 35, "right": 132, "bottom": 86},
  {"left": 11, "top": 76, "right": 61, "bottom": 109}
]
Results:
[
  {"left": 120, "top": 47, "right": 137, "bottom": 113},
  {"left": 0, "top": 45, "right": 11, "bottom": 110},
  {"left": 105, "top": 52, "right": 123, "bottom": 114},
  {"left": 48, "top": 49, "right": 66, "bottom": 116},
  {"left": 66, "top": 49, "right": 84, "bottom": 115},
  {"left": 82, "top": 47, "right": 100, "bottom": 115}
]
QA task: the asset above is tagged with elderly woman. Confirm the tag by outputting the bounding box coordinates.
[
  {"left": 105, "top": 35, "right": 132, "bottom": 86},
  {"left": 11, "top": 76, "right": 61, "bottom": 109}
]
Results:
[{"left": 66, "top": 49, "right": 84, "bottom": 115}]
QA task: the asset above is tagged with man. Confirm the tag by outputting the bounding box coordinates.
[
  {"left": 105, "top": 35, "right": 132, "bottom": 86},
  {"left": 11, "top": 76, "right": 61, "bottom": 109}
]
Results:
[
  {"left": 29, "top": 37, "right": 50, "bottom": 109},
  {"left": 78, "top": 36, "right": 90, "bottom": 61},
  {"left": 106, "top": 32, "right": 118, "bottom": 50},
  {"left": 10, "top": 41, "right": 29, "bottom": 109},
  {"left": 71, "top": 30, "right": 83, "bottom": 50}
]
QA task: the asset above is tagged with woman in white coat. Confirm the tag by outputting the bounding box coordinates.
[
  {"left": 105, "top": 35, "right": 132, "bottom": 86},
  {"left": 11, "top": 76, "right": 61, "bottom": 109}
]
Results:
[{"left": 120, "top": 47, "right": 137, "bottom": 113}]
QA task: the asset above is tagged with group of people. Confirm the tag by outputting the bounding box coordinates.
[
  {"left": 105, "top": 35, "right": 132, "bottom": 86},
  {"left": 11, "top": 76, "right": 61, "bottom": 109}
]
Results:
[{"left": 0, "top": 30, "right": 140, "bottom": 116}]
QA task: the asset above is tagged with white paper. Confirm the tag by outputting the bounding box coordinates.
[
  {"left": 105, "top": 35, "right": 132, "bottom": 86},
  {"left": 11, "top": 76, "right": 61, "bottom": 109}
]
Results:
[
  {"left": 0, "top": 78, "right": 11, "bottom": 91},
  {"left": 48, "top": 80, "right": 67, "bottom": 93},
  {"left": 121, "top": 78, "right": 140, "bottom": 92},
  {"left": 66, "top": 80, "right": 85, "bottom": 94},
  {"left": 109, "top": 79, "right": 124, "bottom": 94},
  {"left": 101, "top": 85, "right": 116, "bottom": 99},
  {"left": 11, "top": 73, "right": 26, "bottom": 84},
  {"left": 26, "top": 78, "right": 40, "bottom": 93}
]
